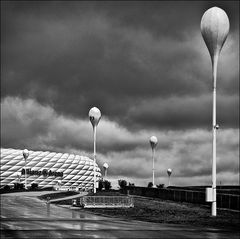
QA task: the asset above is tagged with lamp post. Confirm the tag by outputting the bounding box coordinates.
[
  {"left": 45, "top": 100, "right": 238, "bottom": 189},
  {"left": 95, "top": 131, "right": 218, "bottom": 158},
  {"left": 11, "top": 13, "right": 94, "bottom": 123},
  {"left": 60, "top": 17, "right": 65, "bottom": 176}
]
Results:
[
  {"left": 22, "top": 149, "right": 29, "bottom": 190},
  {"left": 16, "top": 172, "right": 21, "bottom": 184},
  {"left": 201, "top": 7, "right": 229, "bottom": 216},
  {"left": 103, "top": 162, "right": 109, "bottom": 179},
  {"left": 89, "top": 107, "right": 101, "bottom": 194},
  {"left": 149, "top": 136, "right": 158, "bottom": 187},
  {"left": 167, "top": 168, "right": 172, "bottom": 187},
  {"left": 57, "top": 180, "right": 62, "bottom": 190}
]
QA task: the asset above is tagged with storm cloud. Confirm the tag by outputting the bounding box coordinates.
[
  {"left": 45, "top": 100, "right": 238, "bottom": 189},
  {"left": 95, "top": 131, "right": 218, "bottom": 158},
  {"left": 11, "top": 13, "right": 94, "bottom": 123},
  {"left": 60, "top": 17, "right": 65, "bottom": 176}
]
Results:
[{"left": 1, "top": 1, "right": 239, "bottom": 187}]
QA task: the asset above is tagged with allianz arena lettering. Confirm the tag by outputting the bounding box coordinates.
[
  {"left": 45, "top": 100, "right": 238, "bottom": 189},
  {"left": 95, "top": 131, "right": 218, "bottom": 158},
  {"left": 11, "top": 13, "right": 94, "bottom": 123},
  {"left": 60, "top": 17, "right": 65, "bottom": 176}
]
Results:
[
  {"left": 21, "top": 168, "right": 64, "bottom": 178},
  {"left": 0, "top": 148, "right": 101, "bottom": 189}
]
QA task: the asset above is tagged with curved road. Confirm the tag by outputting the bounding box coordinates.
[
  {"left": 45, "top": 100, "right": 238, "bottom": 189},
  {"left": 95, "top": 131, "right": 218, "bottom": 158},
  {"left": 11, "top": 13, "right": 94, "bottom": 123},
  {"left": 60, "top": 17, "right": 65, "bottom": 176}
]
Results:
[{"left": 0, "top": 192, "right": 238, "bottom": 239}]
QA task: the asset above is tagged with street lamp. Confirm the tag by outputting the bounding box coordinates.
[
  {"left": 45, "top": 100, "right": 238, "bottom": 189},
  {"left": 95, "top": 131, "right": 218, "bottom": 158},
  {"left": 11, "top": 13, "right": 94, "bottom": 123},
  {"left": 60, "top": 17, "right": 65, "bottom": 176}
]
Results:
[
  {"left": 89, "top": 107, "right": 101, "bottom": 194},
  {"left": 103, "top": 162, "right": 109, "bottom": 179},
  {"left": 149, "top": 136, "right": 158, "bottom": 187},
  {"left": 167, "top": 168, "right": 172, "bottom": 187},
  {"left": 201, "top": 7, "right": 229, "bottom": 216},
  {"left": 22, "top": 149, "right": 29, "bottom": 190}
]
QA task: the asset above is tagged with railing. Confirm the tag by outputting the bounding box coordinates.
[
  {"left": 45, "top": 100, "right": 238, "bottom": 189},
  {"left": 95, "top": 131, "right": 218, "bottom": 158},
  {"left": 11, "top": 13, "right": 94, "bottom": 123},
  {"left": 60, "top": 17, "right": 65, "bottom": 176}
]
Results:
[
  {"left": 80, "top": 196, "right": 134, "bottom": 208},
  {"left": 122, "top": 186, "right": 240, "bottom": 211}
]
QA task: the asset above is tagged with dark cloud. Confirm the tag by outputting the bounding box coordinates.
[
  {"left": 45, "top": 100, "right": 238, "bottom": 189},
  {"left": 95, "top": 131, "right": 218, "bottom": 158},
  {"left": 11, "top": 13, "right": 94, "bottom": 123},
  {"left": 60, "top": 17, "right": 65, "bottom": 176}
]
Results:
[
  {"left": 1, "top": 2, "right": 239, "bottom": 186},
  {"left": 1, "top": 1, "right": 239, "bottom": 130}
]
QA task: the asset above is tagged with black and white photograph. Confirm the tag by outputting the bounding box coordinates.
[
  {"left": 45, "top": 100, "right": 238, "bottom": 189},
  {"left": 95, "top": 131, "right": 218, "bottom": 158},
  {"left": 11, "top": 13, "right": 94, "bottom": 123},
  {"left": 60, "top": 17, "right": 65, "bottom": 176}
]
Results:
[{"left": 1, "top": 1, "right": 239, "bottom": 238}]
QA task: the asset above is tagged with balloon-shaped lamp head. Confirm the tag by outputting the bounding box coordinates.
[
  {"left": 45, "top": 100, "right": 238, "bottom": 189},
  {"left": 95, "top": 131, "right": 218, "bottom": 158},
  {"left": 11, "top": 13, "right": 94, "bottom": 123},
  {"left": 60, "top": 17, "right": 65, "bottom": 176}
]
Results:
[
  {"left": 89, "top": 107, "right": 101, "bottom": 128},
  {"left": 23, "top": 149, "right": 29, "bottom": 160},
  {"left": 103, "top": 162, "right": 109, "bottom": 169},
  {"left": 167, "top": 168, "right": 172, "bottom": 177},
  {"left": 150, "top": 136, "right": 158, "bottom": 149},
  {"left": 200, "top": 7, "right": 230, "bottom": 62}
]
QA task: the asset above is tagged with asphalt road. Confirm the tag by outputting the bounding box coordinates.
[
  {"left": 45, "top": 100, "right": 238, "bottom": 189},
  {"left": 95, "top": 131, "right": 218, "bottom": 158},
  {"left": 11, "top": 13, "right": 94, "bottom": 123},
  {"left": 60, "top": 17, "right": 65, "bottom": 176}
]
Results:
[{"left": 0, "top": 192, "right": 239, "bottom": 239}]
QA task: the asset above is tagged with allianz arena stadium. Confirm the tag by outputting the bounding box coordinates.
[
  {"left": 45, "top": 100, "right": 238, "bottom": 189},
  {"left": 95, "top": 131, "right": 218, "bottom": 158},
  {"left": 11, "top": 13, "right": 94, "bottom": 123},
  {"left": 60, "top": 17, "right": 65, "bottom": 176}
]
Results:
[{"left": 0, "top": 148, "right": 102, "bottom": 190}]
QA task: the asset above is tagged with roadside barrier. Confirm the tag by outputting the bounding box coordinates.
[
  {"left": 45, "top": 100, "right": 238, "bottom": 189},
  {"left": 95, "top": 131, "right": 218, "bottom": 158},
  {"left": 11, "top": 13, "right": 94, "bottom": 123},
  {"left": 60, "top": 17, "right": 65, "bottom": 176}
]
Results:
[
  {"left": 79, "top": 196, "right": 134, "bottom": 208},
  {"left": 122, "top": 186, "right": 239, "bottom": 211}
]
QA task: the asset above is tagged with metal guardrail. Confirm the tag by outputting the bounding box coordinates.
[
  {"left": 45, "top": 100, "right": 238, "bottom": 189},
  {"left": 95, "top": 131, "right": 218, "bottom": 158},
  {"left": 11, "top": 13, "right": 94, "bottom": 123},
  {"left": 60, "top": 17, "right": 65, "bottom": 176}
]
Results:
[{"left": 80, "top": 196, "right": 134, "bottom": 208}]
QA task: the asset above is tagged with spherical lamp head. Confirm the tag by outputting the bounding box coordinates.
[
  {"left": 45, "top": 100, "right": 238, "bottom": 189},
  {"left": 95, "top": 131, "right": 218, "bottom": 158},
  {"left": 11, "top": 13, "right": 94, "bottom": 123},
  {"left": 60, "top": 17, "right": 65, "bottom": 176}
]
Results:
[
  {"left": 149, "top": 136, "right": 158, "bottom": 149},
  {"left": 23, "top": 149, "right": 29, "bottom": 160},
  {"left": 200, "top": 7, "right": 230, "bottom": 62},
  {"left": 89, "top": 107, "right": 101, "bottom": 128},
  {"left": 167, "top": 168, "right": 172, "bottom": 177},
  {"left": 103, "top": 162, "right": 109, "bottom": 169}
]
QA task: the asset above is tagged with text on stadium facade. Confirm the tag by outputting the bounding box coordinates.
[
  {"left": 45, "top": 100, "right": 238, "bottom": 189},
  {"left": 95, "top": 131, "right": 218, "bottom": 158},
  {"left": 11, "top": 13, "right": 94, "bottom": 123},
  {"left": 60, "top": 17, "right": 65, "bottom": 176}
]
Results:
[{"left": 21, "top": 168, "right": 63, "bottom": 177}]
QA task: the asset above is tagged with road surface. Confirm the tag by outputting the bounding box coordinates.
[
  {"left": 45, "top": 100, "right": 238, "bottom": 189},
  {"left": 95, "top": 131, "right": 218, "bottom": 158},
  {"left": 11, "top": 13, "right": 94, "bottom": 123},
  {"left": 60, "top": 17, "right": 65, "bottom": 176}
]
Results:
[{"left": 0, "top": 192, "right": 238, "bottom": 238}]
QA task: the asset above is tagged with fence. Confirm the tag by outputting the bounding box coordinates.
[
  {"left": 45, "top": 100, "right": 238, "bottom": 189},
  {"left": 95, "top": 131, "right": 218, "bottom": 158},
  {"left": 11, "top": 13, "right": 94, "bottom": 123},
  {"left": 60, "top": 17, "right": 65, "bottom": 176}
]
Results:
[
  {"left": 79, "top": 196, "right": 134, "bottom": 208},
  {"left": 121, "top": 186, "right": 240, "bottom": 211}
]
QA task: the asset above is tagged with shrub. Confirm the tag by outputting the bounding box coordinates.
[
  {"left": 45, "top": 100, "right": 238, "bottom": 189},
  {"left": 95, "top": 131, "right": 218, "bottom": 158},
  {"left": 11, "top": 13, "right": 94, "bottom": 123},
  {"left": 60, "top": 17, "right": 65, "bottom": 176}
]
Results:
[
  {"left": 156, "top": 184, "right": 165, "bottom": 189},
  {"left": 148, "top": 182, "right": 153, "bottom": 188},
  {"left": 104, "top": 180, "right": 111, "bottom": 191},
  {"left": 118, "top": 179, "right": 127, "bottom": 189},
  {"left": 14, "top": 183, "right": 24, "bottom": 190},
  {"left": 3, "top": 185, "right": 11, "bottom": 191},
  {"left": 31, "top": 183, "right": 39, "bottom": 190},
  {"left": 98, "top": 179, "right": 104, "bottom": 191}
]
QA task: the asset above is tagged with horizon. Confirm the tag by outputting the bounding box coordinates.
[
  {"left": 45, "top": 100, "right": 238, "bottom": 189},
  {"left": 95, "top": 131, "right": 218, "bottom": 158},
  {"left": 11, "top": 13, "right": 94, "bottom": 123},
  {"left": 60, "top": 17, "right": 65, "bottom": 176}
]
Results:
[{"left": 1, "top": 1, "right": 239, "bottom": 187}]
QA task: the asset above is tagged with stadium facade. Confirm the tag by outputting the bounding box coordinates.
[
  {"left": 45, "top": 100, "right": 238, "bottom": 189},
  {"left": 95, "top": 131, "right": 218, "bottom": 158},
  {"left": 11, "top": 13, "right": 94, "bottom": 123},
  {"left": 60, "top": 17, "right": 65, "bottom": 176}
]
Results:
[{"left": 0, "top": 148, "right": 102, "bottom": 190}]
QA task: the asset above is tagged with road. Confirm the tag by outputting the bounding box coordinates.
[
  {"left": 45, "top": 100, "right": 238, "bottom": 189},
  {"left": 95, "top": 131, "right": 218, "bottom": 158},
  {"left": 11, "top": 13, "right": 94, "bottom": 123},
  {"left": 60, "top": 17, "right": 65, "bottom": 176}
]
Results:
[{"left": 0, "top": 192, "right": 239, "bottom": 239}]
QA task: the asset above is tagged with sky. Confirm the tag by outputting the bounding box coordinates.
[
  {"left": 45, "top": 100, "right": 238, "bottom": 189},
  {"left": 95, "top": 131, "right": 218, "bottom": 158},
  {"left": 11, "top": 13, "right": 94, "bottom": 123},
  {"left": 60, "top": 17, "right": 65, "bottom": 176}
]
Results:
[{"left": 1, "top": 1, "right": 239, "bottom": 188}]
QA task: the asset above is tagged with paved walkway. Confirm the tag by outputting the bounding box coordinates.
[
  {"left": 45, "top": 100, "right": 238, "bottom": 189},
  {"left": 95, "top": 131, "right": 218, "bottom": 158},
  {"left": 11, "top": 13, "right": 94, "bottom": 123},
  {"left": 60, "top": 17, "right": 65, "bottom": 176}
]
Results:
[{"left": 1, "top": 192, "right": 239, "bottom": 239}]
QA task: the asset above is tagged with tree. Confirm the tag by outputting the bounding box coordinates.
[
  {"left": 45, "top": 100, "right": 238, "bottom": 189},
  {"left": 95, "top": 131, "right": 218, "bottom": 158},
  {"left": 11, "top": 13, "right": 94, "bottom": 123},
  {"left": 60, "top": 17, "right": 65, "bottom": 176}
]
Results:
[
  {"left": 118, "top": 179, "right": 127, "bottom": 189},
  {"left": 3, "top": 185, "right": 11, "bottom": 191},
  {"left": 14, "top": 183, "right": 24, "bottom": 190},
  {"left": 147, "top": 182, "right": 153, "bottom": 188},
  {"left": 104, "top": 180, "right": 111, "bottom": 191},
  {"left": 98, "top": 179, "right": 104, "bottom": 191},
  {"left": 156, "top": 184, "right": 164, "bottom": 189},
  {"left": 31, "top": 183, "right": 38, "bottom": 190}
]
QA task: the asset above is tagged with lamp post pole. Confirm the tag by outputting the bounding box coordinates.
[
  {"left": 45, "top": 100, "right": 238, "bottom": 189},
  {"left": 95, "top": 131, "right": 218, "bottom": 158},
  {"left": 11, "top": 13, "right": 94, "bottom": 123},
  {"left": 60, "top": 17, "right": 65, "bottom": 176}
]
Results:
[
  {"left": 103, "top": 162, "right": 109, "bottom": 179},
  {"left": 23, "top": 149, "right": 29, "bottom": 190},
  {"left": 201, "top": 7, "right": 229, "bottom": 216},
  {"left": 149, "top": 136, "right": 158, "bottom": 187},
  {"left": 89, "top": 107, "right": 101, "bottom": 194},
  {"left": 167, "top": 168, "right": 172, "bottom": 187}
]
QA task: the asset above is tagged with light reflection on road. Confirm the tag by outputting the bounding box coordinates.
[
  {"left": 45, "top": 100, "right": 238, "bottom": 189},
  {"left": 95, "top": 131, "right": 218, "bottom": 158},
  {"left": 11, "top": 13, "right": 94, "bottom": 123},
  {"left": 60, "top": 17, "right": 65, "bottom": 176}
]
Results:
[{"left": 0, "top": 192, "right": 239, "bottom": 239}]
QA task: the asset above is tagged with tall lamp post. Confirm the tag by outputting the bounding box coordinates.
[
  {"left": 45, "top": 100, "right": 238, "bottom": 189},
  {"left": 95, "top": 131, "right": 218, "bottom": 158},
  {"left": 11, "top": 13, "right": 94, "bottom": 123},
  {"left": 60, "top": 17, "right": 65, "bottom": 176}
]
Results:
[
  {"left": 16, "top": 172, "right": 21, "bottom": 184},
  {"left": 167, "top": 168, "right": 172, "bottom": 187},
  {"left": 89, "top": 107, "right": 101, "bottom": 194},
  {"left": 149, "top": 136, "right": 158, "bottom": 187},
  {"left": 201, "top": 7, "right": 229, "bottom": 216},
  {"left": 22, "top": 149, "right": 29, "bottom": 190},
  {"left": 103, "top": 162, "right": 109, "bottom": 179}
]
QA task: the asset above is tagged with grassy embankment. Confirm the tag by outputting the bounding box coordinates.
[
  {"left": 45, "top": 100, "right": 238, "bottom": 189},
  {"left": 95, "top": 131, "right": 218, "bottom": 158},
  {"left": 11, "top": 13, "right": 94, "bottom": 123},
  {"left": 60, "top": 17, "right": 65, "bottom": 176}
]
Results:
[{"left": 40, "top": 190, "right": 240, "bottom": 230}]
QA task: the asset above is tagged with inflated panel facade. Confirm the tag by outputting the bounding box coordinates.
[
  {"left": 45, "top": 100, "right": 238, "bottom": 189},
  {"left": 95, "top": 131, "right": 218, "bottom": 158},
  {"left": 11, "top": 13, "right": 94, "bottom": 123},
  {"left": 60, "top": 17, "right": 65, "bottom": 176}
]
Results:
[{"left": 0, "top": 148, "right": 101, "bottom": 189}]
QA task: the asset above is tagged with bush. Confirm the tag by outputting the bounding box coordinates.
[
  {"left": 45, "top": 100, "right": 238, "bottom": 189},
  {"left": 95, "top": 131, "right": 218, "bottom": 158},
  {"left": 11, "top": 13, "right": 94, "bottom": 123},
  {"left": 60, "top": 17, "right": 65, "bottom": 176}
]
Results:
[
  {"left": 118, "top": 179, "right": 127, "bottom": 189},
  {"left": 14, "top": 183, "right": 24, "bottom": 190},
  {"left": 98, "top": 179, "right": 104, "bottom": 191},
  {"left": 156, "top": 184, "right": 165, "bottom": 189},
  {"left": 104, "top": 180, "right": 111, "bottom": 191},
  {"left": 31, "top": 183, "right": 39, "bottom": 190},
  {"left": 148, "top": 182, "right": 153, "bottom": 188},
  {"left": 128, "top": 182, "right": 135, "bottom": 186},
  {"left": 3, "top": 185, "right": 11, "bottom": 191}
]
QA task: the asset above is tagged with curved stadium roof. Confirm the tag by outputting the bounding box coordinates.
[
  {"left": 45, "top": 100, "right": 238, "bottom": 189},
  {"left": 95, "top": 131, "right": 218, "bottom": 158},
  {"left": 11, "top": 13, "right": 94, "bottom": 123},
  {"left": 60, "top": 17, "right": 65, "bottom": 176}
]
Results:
[{"left": 0, "top": 148, "right": 101, "bottom": 189}]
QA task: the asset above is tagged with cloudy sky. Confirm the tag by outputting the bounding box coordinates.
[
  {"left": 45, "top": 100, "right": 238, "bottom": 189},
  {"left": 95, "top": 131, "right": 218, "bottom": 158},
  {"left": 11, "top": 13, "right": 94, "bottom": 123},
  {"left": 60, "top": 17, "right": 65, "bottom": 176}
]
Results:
[{"left": 1, "top": 1, "right": 239, "bottom": 187}]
